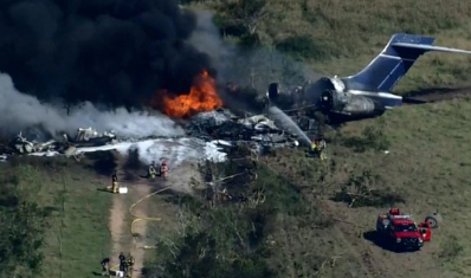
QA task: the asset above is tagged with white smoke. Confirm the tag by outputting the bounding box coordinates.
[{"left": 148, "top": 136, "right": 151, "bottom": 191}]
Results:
[
  {"left": 189, "top": 10, "right": 319, "bottom": 93},
  {"left": 189, "top": 10, "right": 234, "bottom": 75},
  {"left": 0, "top": 73, "right": 185, "bottom": 139}
]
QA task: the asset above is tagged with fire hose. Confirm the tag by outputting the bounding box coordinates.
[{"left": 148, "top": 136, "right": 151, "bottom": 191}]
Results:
[
  {"left": 125, "top": 172, "right": 248, "bottom": 249},
  {"left": 108, "top": 186, "right": 173, "bottom": 276},
  {"left": 108, "top": 172, "right": 249, "bottom": 275},
  {"left": 129, "top": 186, "right": 174, "bottom": 250},
  {"left": 126, "top": 172, "right": 247, "bottom": 247}
]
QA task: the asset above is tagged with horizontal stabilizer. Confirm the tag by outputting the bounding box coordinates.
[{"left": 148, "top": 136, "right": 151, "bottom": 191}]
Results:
[
  {"left": 342, "top": 33, "right": 471, "bottom": 92},
  {"left": 392, "top": 43, "right": 471, "bottom": 55}
]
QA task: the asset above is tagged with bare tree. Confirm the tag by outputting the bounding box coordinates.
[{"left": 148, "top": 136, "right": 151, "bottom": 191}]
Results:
[{"left": 216, "top": 0, "right": 268, "bottom": 35}]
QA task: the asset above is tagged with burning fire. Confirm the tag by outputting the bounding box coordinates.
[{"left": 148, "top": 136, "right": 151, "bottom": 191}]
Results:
[{"left": 159, "top": 70, "right": 223, "bottom": 118}]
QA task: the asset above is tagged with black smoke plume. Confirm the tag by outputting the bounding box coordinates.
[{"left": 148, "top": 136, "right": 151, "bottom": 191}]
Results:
[{"left": 0, "top": 0, "right": 214, "bottom": 108}]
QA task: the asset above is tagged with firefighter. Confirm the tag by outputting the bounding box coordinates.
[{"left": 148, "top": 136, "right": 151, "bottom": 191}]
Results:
[
  {"left": 123, "top": 261, "right": 129, "bottom": 277},
  {"left": 309, "top": 138, "right": 327, "bottom": 160},
  {"left": 126, "top": 253, "right": 135, "bottom": 278},
  {"left": 100, "top": 258, "right": 110, "bottom": 276},
  {"left": 148, "top": 163, "right": 157, "bottom": 179},
  {"left": 111, "top": 171, "right": 118, "bottom": 194},
  {"left": 317, "top": 138, "right": 327, "bottom": 161},
  {"left": 310, "top": 139, "right": 318, "bottom": 155},
  {"left": 119, "top": 252, "right": 126, "bottom": 272},
  {"left": 160, "top": 160, "right": 169, "bottom": 180}
]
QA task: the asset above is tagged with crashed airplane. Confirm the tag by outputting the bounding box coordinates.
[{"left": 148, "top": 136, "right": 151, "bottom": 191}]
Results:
[
  {"left": 1, "top": 110, "right": 299, "bottom": 161},
  {"left": 267, "top": 33, "right": 471, "bottom": 126},
  {"left": 11, "top": 33, "right": 467, "bottom": 161}
]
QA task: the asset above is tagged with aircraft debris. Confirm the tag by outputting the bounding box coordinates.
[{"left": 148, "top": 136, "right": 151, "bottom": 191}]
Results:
[
  {"left": 9, "top": 132, "right": 60, "bottom": 154},
  {"left": 0, "top": 110, "right": 299, "bottom": 163},
  {"left": 186, "top": 109, "right": 299, "bottom": 151},
  {"left": 3, "top": 127, "right": 118, "bottom": 157},
  {"left": 64, "top": 127, "right": 117, "bottom": 147}
]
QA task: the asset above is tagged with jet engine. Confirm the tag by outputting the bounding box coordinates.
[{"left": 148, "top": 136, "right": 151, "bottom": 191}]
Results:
[
  {"left": 307, "top": 78, "right": 386, "bottom": 122},
  {"left": 319, "top": 89, "right": 385, "bottom": 116},
  {"left": 267, "top": 77, "right": 387, "bottom": 123}
]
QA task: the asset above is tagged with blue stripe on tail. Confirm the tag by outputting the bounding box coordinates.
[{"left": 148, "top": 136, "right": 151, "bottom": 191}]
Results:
[{"left": 342, "top": 34, "right": 436, "bottom": 92}]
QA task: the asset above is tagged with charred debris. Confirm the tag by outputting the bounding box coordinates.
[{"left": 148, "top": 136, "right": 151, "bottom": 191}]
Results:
[
  {"left": 0, "top": 80, "right": 332, "bottom": 163},
  {"left": 0, "top": 128, "right": 117, "bottom": 157},
  {"left": 0, "top": 106, "right": 306, "bottom": 161}
]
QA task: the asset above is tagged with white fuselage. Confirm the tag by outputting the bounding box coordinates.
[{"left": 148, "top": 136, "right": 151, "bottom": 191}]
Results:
[{"left": 328, "top": 77, "right": 403, "bottom": 109}]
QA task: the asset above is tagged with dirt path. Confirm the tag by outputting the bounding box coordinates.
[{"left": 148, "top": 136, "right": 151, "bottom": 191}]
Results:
[
  {"left": 109, "top": 192, "right": 127, "bottom": 268},
  {"left": 107, "top": 157, "right": 204, "bottom": 277},
  {"left": 107, "top": 153, "right": 153, "bottom": 278},
  {"left": 108, "top": 182, "right": 150, "bottom": 278},
  {"left": 128, "top": 182, "right": 152, "bottom": 278}
]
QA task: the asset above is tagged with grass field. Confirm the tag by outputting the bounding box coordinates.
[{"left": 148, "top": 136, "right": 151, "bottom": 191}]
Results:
[
  {"left": 0, "top": 156, "right": 114, "bottom": 277},
  {"left": 2, "top": 0, "right": 471, "bottom": 277},
  {"left": 258, "top": 98, "right": 471, "bottom": 277},
  {"left": 187, "top": 0, "right": 471, "bottom": 277},
  {"left": 198, "top": 0, "right": 471, "bottom": 92}
]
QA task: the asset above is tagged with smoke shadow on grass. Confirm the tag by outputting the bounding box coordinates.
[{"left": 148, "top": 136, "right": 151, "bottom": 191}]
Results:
[
  {"left": 122, "top": 148, "right": 144, "bottom": 182},
  {"left": 84, "top": 151, "right": 117, "bottom": 176}
]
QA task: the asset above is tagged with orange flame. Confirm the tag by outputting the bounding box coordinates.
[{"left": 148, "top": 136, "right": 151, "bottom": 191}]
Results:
[{"left": 157, "top": 70, "right": 223, "bottom": 118}]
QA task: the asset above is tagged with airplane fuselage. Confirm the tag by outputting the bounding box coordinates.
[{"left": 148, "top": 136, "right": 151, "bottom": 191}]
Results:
[
  {"left": 302, "top": 77, "right": 403, "bottom": 124},
  {"left": 274, "top": 33, "right": 471, "bottom": 126}
]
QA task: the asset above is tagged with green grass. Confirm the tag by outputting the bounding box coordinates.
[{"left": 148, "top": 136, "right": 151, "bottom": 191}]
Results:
[
  {"left": 198, "top": 1, "right": 471, "bottom": 268},
  {"left": 140, "top": 155, "right": 343, "bottom": 278},
  {"left": 259, "top": 97, "right": 471, "bottom": 276},
  {"left": 2, "top": 1, "right": 471, "bottom": 277},
  {"left": 338, "top": 101, "right": 471, "bottom": 274},
  {"left": 0, "top": 156, "right": 113, "bottom": 277},
  {"left": 141, "top": 193, "right": 182, "bottom": 269},
  {"left": 196, "top": 0, "right": 471, "bottom": 92}
]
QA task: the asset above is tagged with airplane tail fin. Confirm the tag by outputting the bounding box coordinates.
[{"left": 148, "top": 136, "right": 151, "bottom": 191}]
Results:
[{"left": 342, "top": 33, "right": 471, "bottom": 92}]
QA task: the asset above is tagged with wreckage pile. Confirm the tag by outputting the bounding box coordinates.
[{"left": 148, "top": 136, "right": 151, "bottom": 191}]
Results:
[
  {"left": 0, "top": 109, "right": 300, "bottom": 164},
  {"left": 187, "top": 108, "right": 299, "bottom": 149},
  {"left": 1, "top": 128, "right": 116, "bottom": 155}
]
